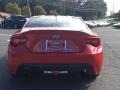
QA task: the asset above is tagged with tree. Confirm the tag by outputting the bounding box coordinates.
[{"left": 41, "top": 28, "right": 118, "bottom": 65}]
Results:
[
  {"left": 111, "top": 10, "right": 120, "bottom": 20},
  {"left": 5, "top": 2, "right": 21, "bottom": 15},
  {"left": 34, "top": 5, "right": 47, "bottom": 15},
  {"left": 49, "top": 10, "right": 58, "bottom": 15},
  {"left": 21, "top": 6, "right": 29, "bottom": 17},
  {"left": 81, "top": 0, "right": 107, "bottom": 19},
  {"left": 1, "top": 0, "right": 107, "bottom": 19}
]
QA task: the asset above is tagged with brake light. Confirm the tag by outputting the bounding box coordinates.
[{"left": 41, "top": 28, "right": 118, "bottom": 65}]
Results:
[
  {"left": 10, "top": 36, "right": 27, "bottom": 46},
  {"left": 86, "top": 38, "right": 100, "bottom": 47}
]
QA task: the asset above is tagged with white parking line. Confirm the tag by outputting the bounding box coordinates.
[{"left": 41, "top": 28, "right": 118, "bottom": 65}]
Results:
[
  {"left": 7, "top": 40, "right": 10, "bottom": 42},
  {"left": 0, "top": 39, "right": 10, "bottom": 43},
  {"left": 0, "top": 41, "right": 8, "bottom": 43},
  {"left": 103, "top": 42, "right": 120, "bottom": 44},
  {"left": 0, "top": 34, "right": 11, "bottom": 36}
]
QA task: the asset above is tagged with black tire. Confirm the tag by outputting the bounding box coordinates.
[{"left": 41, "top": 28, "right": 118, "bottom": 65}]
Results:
[
  {"left": 2, "top": 24, "right": 5, "bottom": 28},
  {"left": 10, "top": 70, "right": 24, "bottom": 78},
  {"left": 10, "top": 72, "right": 21, "bottom": 79},
  {"left": 87, "top": 74, "right": 98, "bottom": 80},
  {"left": 10, "top": 73, "right": 17, "bottom": 78},
  {"left": 13, "top": 24, "right": 19, "bottom": 29},
  {"left": 84, "top": 69, "right": 99, "bottom": 80},
  {"left": 2, "top": 24, "right": 10, "bottom": 29}
]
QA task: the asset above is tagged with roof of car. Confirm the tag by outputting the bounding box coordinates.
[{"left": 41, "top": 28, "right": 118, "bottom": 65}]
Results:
[{"left": 7, "top": 15, "right": 26, "bottom": 18}]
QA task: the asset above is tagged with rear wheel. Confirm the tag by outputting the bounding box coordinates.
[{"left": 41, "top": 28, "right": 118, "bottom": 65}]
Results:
[
  {"left": 10, "top": 72, "right": 21, "bottom": 78},
  {"left": 10, "top": 73, "right": 18, "bottom": 78},
  {"left": 2, "top": 23, "right": 6, "bottom": 28},
  {"left": 13, "top": 24, "right": 18, "bottom": 29},
  {"left": 10, "top": 69, "right": 25, "bottom": 78},
  {"left": 3, "top": 24, "right": 11, "bottom": 29},
  {"left": 87, "top": 74, "right": 98, "bottom": 79}
]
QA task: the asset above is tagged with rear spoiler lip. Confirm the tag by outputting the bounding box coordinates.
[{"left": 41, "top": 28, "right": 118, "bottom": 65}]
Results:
[
  {"left": 20, "top": 27, "right": 90, "bottom": 32},
  {"left": 18, "top": 27, "right": 95, "bottom": 36}
]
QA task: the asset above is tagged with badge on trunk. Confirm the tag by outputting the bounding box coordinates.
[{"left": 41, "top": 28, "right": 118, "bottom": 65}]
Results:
[{"left": 52, "top": 34, "right": 60, "bottom": 39}]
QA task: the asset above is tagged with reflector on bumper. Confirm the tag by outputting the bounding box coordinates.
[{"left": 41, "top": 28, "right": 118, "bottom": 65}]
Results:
[{"left": 44, "top": 70, "right": 68, "bottom": 75}]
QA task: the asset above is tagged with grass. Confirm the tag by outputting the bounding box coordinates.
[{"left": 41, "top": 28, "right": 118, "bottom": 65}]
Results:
[{"left": 108, "top": 20, "right": 120, "bottom": 24}]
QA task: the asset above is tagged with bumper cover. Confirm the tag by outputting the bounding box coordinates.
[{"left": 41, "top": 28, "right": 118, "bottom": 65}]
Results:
[
  {"left": 8, "top": 45, "right": 103, "bottom": 75},
  {"left": 18, "top": 64, "right": 94, "bottom": 75}
]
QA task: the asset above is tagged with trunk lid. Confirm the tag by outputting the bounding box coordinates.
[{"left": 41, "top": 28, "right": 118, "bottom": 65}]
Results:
[{"left": 20, "top": 28, "right": 92, "bottom": 53}]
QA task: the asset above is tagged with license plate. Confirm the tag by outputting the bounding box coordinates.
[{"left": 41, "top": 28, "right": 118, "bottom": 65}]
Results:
[{"left": 46, "top": 40, "right": 66, "bottom": 52}]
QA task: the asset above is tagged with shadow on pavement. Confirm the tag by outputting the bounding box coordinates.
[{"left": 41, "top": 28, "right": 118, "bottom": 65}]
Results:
[{"left": 0, "top": 55, "right": 96, "bottom": 90}]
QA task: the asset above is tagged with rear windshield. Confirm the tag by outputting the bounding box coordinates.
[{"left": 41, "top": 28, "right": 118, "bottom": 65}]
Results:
[{"left": 25, "top": 16, "right": 88, "bottom": 30}]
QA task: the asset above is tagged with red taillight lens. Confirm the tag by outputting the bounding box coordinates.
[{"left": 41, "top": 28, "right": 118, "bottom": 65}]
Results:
[
  {"left": 10, "top": 36, "right": 27, "bottom": 46},
  {"left": 86, "top": 38, "right": 100, "bottom": 47}
]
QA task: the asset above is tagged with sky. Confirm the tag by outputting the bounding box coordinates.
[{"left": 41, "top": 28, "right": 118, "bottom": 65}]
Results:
[{"left": 104, "top": 0, "right": 120, "bottom": 15}]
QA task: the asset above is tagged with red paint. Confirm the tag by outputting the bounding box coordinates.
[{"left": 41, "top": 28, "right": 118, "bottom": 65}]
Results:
[{"left": 8, "top": 26, "right": 103, "bottom": 76}]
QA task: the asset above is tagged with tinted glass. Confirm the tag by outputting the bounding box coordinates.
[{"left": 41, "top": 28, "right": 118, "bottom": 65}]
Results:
[
  {"left": 25, "top": 16, "right": 88, "bottom": 30},
  {"left": 7, "top": 16, "right": 26, "bottom": 20}
]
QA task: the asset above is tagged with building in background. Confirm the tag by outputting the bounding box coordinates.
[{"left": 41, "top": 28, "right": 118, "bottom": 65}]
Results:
[{"left": 0, "top": 12, "right": 10, "bottom": 19}]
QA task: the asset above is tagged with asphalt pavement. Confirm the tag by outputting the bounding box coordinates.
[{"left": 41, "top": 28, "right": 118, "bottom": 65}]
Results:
[{"left": 0, "top": 27, "right": 120, "bottom": 90}]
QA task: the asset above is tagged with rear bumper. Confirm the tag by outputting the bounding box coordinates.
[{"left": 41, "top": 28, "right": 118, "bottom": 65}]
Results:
[
  {"left": 8, "top": 44, "right": 104, "bottom": 75},
  {"left": 18, "top": 64, "right": 94, "bottom": 75}
]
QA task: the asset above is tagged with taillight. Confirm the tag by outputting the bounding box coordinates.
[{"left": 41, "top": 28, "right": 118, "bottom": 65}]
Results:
[
  {"left": 10, "top": 36, "right": 27, "bottom": 46},
  {"left": 86, "top": 38, "right": 100, "bottom": 47}
]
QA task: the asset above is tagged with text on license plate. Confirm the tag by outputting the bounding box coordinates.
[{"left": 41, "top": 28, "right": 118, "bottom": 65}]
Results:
[{"left": 46, "top": 40, "right": 66, "bottom": 52}]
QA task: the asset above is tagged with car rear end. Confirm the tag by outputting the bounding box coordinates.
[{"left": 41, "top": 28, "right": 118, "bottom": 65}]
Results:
[{"left": 8, "top": 16, "right": 103, "bottom": 77}]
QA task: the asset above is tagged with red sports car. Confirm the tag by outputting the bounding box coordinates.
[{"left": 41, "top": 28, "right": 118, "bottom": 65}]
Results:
[{"left": 8, "top": 16, "right": 103, "bottom": 78}]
